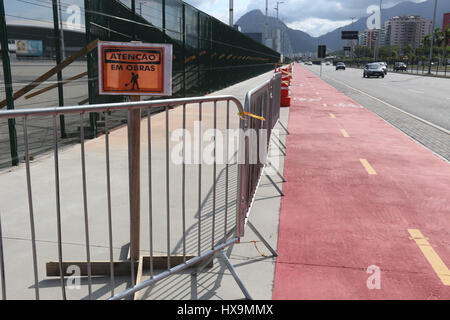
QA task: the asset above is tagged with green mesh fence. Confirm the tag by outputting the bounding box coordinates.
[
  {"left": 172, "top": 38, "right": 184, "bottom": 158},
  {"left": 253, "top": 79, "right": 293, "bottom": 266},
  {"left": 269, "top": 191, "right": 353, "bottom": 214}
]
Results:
[{"left": 84, "top": 0, "right": 280, "bottom": 104}]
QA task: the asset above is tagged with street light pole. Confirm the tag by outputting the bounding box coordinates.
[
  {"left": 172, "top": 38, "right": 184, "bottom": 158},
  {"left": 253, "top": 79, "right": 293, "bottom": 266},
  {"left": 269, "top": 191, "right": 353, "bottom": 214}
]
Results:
[
  {"left": 229, "top": 0, "right": 233, "bottom": 27},
  {"left": 275, "top": 1, "right": 284, "bottom": 54},
  {"left": 265, "top": 0, "right": 268, "bottom": 43},
  {"left": 428, "top": 0, "right": 438, "bottom": 74},
  {"left": 375, "top": 0, "right": 383, "bottom": 61},
  {"left": 350, "top": 17, "right": 356, "bottom": 59},
  {"left": 58, "top": 0, "right": 66, "bottom": 60}
]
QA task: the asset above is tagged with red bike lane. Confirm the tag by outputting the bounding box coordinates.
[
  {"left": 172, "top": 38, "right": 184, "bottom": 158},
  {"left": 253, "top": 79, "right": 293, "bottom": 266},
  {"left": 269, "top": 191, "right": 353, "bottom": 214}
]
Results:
[{"left": 272, "top": 64, "right": 450, "bottom": 300}]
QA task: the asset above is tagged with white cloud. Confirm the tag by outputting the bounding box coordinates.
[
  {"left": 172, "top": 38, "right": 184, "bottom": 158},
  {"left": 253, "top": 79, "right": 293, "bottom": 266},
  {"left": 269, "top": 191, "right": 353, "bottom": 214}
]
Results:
[{"left": 287, "top": 18, "right": 353, "bottom": 37}]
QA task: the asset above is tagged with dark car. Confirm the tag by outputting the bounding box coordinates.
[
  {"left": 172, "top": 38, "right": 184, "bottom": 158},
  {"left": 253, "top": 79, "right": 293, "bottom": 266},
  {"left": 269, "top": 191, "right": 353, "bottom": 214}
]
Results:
[
  {"left": 363, "top": 63, "right": 385, "bottom": 78},
  {"left": 393, "top": 62, "right": 407, "bottom": 72},
  {"left": 336, "top": 62, "right": 346, "bottom": 70}
]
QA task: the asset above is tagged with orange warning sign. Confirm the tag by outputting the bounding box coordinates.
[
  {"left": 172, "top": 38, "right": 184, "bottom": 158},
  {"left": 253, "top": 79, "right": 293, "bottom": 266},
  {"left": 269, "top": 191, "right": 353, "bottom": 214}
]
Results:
[{"left": 98, "top": 42, "right": 172, "bottom": 96}]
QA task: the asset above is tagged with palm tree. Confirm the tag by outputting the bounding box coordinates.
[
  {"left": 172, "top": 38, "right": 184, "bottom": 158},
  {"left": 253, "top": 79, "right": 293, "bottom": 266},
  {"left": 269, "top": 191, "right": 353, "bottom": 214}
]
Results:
[
  {"left": 404, "top": 44, "right": 415, "bottom": 62},
  {"left": 433, "top": 27, "right": 444, "bottom": 47},
  {"left": 423, "top": 34, "right": 431, "bottom": 50},
  {"left": 433, "top": 27, "right": 444, "bottom": 60}
]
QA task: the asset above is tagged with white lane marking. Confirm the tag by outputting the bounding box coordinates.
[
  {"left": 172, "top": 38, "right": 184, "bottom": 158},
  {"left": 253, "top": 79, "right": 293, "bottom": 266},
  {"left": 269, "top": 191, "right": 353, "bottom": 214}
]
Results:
[
  {"left": 321, "top": 75, "right": 450, "bottom": 135},
  {"left": 333, "top": 103, "right": 362, "bottom": 108},
  {"left": 408, "top": 89, "right": 424, "bottom": 94}
]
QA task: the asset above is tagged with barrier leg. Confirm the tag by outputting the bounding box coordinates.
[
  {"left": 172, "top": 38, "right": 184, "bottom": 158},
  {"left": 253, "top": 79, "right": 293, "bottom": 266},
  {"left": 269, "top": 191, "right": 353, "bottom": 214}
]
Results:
[
  {"left": 271, "top": 137, "right": 286, "bottom": 156},
  {"left": 264, "top": 171, "right": 285, "bottom": 196},
  {"left": 190, "top": 273, "right": 198, "bottom": 300},
  {"left": 277, "top": 120, "right": 290, "bottom": 135},
  {"left": 273, "top": 134, "right": 287, "bottom": 151},
  {"left": 0, "top": 213, "right": 6, "bottom": 300},
  {"left": 218, "top": 250, "right": 252, "bottom": 300},
  {"left": 246, "top": 221, "right": 278, "bottom": 257},
  {"left": 267, "top": 160, "right": 286, "bottom": 183}
]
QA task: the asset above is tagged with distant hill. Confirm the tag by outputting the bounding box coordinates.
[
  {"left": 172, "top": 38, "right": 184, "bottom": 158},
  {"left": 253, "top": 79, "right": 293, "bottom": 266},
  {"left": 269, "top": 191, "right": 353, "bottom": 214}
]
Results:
[
  {"left": 236, "top": 0, "right": 450, "bottom": 54},
  {"left": 236, "top": 9, "right": 317, "bottom": 54}
]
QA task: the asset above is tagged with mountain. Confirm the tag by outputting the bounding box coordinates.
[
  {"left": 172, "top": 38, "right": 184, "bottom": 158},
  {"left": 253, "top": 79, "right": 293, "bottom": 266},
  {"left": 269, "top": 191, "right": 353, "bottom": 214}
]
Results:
[
  {"left": 236, "top": 0, "right": 450, "bottom": 54},
  {"left": 235, "top": 9, "right": 317, "bottom": 54},
  {"left": 317, "top": 0, "right": 450, "bottom": 52}
]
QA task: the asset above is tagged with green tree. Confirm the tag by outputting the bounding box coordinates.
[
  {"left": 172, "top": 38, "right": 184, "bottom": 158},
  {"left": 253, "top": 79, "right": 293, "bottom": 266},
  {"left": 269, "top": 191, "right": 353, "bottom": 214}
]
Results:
[
  {"left": 354, "top": 45, "right": 373, "bottom": 58},
  {"left": 404, "top": 44, "right": 415, "bottom": 61}
]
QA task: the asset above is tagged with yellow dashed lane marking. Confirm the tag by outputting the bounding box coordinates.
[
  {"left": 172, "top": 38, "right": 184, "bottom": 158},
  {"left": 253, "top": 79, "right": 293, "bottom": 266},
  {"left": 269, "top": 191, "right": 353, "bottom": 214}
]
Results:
[
  {"left": 408, "top": 229, "right": 450, "bottom": 286},
  {"left": 340, "top": 129, "right": 349, "bottom": 138},
  {"left": 323, "top": 103, "right": 327, "bottom": 107},
  {"left": 329, "top": 113, "right": 336, "bottom": 118},
  {"left": 360, "top": 159, "right": 377, "bottom": 175}
]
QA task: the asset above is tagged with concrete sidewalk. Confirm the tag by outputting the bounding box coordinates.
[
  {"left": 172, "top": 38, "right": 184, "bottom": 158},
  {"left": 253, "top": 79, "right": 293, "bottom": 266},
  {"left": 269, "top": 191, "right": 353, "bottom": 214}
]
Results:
[
  {"left": 0, "top": 70, "right": 288, "bottom": 300},
  {"left": 273, "top": 64, "right": 450, "bottom": 299}
]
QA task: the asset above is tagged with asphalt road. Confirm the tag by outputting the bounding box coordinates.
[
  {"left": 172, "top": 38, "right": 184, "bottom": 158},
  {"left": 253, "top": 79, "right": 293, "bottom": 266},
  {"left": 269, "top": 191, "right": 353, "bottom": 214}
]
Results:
[
  {"left": 302, "top": 63, "right": 450, "bottom": 162},
  {"left": 305, "top": 64, "right": 450, "bottom": 131}
]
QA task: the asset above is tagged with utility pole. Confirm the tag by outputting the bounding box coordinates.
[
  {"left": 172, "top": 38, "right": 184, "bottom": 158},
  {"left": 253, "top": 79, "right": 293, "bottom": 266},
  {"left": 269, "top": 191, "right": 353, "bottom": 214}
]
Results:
[
  {"left": 375, "top": 0, "right": 383, "bottom": 61},
  {"left": 229, "top": 0, "right": 233, "bottom": 27},
  {"left": 428, "top": 0, "right": 438, "bottom": 74},
  {"left": 0, "top": 0, "right": 19, "bottom": 166},
  {"left": 58, "top": 0, "right": 66, "bottom": 60},
  {"left": 265, "top": 0, "right": 268, "bottom": 43},
  {"left": 350, "top": 17, "right": 356, "bottom": 59},
  {"left": 275, "top": 1, "right": 283, "bottom": 54}
]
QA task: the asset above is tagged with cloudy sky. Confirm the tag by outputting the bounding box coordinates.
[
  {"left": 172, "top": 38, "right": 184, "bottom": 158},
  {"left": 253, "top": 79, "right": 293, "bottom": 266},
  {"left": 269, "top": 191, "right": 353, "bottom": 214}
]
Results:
[
  {"left": 184, "top": 0, "right": 428, "bottom": 36},
  {"left": 4, "top": 0, "right": 428, "bottom": 37}
]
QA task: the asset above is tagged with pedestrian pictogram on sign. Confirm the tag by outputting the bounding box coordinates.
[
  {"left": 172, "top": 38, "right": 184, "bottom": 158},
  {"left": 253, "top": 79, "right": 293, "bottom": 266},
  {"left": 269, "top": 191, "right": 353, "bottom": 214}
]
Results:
[{"left": 98, "top": 41, "right": 173, "bottom": 96}]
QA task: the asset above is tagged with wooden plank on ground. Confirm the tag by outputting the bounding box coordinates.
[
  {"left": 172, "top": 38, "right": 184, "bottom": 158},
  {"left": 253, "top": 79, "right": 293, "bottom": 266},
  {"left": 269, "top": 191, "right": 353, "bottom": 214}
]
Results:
[{"left": 25, "top": 71, "right": 88, "bottom": 99}]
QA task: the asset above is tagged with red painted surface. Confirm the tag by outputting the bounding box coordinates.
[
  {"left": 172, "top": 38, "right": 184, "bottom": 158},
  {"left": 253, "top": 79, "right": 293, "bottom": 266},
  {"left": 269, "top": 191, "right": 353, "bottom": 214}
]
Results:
[{"left": 272, "top": 64, "right": 450, "bottom": 300}]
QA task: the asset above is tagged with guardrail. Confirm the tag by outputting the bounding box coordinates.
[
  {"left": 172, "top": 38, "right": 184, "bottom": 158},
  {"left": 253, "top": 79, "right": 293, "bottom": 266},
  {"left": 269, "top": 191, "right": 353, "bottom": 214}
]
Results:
[
  {"left": 0, "top": 72, "right": 286, "bottom": 300},
  {"left": 342, "top": 60, "right": 449, "bottom": 78}
]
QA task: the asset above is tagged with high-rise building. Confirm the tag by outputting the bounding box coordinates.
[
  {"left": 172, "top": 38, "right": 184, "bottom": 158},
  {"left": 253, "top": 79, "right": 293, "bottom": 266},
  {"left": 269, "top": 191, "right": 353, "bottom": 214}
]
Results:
[
  {"left": 384, "top": 15, "right": 432, "bottom": 49},
  {"left": 358, "top": 31, "right": 367, "bottom": 46},
  {"left": 443, "top": 13, "right": 450, "bottom": 45},
  {"left": 359, "top": 26, "right": 385, "bottom": 49},
  {"left": 443, "top": 12, "right": 450, "bottom": 31}
]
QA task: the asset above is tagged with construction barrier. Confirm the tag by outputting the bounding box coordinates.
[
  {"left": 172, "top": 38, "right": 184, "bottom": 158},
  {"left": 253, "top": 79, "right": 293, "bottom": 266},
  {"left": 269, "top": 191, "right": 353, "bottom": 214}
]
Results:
[
  {"left": 0, "top": 73, "right": 288, "bottom": 300},
  {"left": 278, "top": 64, "right": 293, "bottom": 107}
]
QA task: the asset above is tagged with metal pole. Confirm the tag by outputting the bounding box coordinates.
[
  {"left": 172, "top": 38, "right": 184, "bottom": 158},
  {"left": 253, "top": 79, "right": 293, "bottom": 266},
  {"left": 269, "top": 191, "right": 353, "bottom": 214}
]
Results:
[
  {"left": 129, "top": 96, "right": 141, "bottom": 260},
  {"left": 83, "top": 0, "right": 97, "bottom": 137},
  {"left": 182, "top": 3, "right": 186, "bottom": 97},
  {"left": 374, "top": 0, "right": 383, "bottom": 61},
  {"left": 0, "top": 0, "right": 19, "bottom": 166},
  {"left": 162, "top": 0, "right": 166, "bottom": 34},
  {"left": 275, "top": 2, "right": 284, "bottom": 53},
  {"left": 350, "top": 17, "right": 355, "bottom": 60},
  {"left": 428, "top": 0, "right": 438, "bottom": 74},
  {"left": 52, "top": 0, "right": 67, "bottom": 138},
  {"left": 265, "top": 0, "right": 268, "bottom": 43},
  {"left": 229, "top": 0, "right": 233, "bottom": 27},
  {"left": 0, "top": 213, "right": 6, "bottom": 300},
  {"left": 58, "top": 0, "right": 66, "bottom": 60}
]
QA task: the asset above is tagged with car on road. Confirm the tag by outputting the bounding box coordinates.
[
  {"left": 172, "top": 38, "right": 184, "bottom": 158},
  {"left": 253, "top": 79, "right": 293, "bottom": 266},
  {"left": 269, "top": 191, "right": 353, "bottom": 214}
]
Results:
[
  {"left": 325, "top": 61, "right": 331, "bottom": 65},
  {"left": 363, "top": 63, "right": 385, "bottom": 78},
  {"left": 336, "top": 62, "right": 346, "bottom": 70},
  {"left": 306, "top": 61, "right": 313, "bottom": 65},
  {"left": 393, "top": 62, "right": 407, "bottom": 72}
]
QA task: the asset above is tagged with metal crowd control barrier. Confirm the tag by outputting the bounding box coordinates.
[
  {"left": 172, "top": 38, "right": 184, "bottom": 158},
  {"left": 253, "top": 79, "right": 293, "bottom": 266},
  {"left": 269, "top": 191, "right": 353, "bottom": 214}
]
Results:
[{"left": 0, "top": 73, "right": 287, "bottom": 300}]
